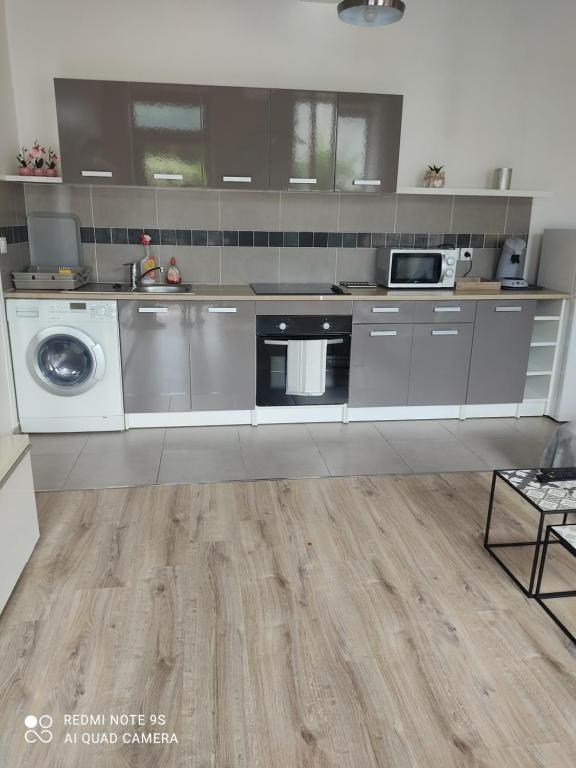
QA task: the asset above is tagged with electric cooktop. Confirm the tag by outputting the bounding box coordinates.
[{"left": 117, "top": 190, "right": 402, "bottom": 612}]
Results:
[{"left": 250, "top": 283, "right": 348, "bottom": 295}]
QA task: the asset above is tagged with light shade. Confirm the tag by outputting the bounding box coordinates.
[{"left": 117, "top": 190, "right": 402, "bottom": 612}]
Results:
[{"left": 337, "top": 0, "right": 405, "bottom": 27}]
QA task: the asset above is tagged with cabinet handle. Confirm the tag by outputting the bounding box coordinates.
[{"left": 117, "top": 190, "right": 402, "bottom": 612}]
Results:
[
  {"left": 265, "top": 338, "right": 344, "bottom": 346},
  {"left": 208, "top": 307, "right": 237, "bottom": 313},
  {"left": 81, "top": 170, "right": 113, "bottom": 178},
  {"left": 153, "top": 173, "right": 184, "bottom": 181},
  {"left": 372, "top": 307, "right": 399, "bottom": 313},
  {"left": 138, "top": 307, "right": 169, "bottom": 313},
  {"left": 289, "top": 177, "right": 317, "bottom": 184},
  {"left": 434, "top": 306, "right": 461, "bottom": 313},
  {"left": 222, "top": 176, "right": 252, "bottom": 183},
  {"left": 370, "top": 330, "right": 398, "bottom": 336},
  {"left": 495, "top": 306, "right": 522, "bottom": 312},
  {"left": 431, "top": 329, "right": 459, "bottom": 336},
  {"left": 353, "top": 179, "right": 382, "bottom": 186}
]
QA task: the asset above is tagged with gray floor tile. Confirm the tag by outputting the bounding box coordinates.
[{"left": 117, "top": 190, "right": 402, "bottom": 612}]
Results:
[
  {"left": 511, "top": 416, "right": 561, "bottom": 441},
  {"left": 460, "top": 435, "right": 544, "bottom": 470},
  {"left": 31, "top": 453, "right": 79, "bottom": 491},
  {"left": 391, "top": 438, "right": 490, "bottom": 474},
  {"left": 30, "top": 433, "right": 89, "bottom": 455},
  {"left": 63, "top": 449, "right": 160, "bottom": 490},
  {"left": 82, "top": 428, "right": 166, "bottom": 456},
  {"left": 374, "top": 420, "right": 455, "bottom": 442},
  {"left": 241, "top": 445, "right": 330, "bottom": 480},
  {"left": 317, "top": 441, "right": 412, "bottom": 477},
  {"left": 440, "top": 418, "right": 519, "bottom": 438},
  {"left": 238, "top": 424, "right": 315, "bottom": 447},
  {"left": 158, "top": 447, "right": 245, "bottom": 484},
  {"left": 163, "top": 426, "right": 239, "bottom": 451},
  {"left": 307, "top": 422, "right": 382, "bottom": 443}
]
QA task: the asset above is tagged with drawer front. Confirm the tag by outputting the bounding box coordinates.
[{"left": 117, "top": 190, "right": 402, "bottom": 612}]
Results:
[
  {"left": 353, "top": 300, "right": 415, "bottom": 324},
  {"left": 408, "top": 323, "right": 474, "bottom": 406},
  {"left": 349, "top": 324, "right": 413, "bottom": 407},
  {"left": 257, "top": 300, "right": 353, "bottom": 316},
  {"left": 414, "top": 300, "right": 477, "bottom": 324}
]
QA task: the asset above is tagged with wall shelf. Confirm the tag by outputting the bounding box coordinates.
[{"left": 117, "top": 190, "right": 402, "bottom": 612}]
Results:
[
  {"left": 1, "top": 174, "right": 62, "bottom": 184},
  {"left": 397, "top": 186, "right": 551, "bottom": 198}
]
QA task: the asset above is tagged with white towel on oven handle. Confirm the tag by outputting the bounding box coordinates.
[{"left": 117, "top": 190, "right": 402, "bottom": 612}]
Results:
[{"left": 286, "top": 338, "right": 328, "bottom": 397}]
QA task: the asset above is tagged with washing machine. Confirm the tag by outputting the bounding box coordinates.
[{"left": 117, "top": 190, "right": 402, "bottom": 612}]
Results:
[{"left": 6, "top": 299, "right": 124, "bottom": 432}]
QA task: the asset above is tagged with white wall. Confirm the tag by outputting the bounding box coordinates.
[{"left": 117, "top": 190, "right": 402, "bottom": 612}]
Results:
[{"left": 3, "top": 0, "right": 576, "bottom": 261}]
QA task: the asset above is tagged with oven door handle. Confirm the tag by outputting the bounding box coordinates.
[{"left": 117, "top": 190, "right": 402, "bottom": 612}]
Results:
[{"left": 263, "top": 338, "right": 344, "bottom": 346}]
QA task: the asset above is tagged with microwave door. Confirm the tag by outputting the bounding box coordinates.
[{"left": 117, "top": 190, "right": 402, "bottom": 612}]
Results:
[{"left": 392, "top": 253, "right": 443, "bottom": 284}]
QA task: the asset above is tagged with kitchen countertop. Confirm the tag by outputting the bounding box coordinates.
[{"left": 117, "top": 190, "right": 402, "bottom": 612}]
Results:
[
  {"left": 0, "top": 433, "right": 29, "bottom": 486},
  {"left": 4, "top": 284, "right": 568, "bottom": 302}
]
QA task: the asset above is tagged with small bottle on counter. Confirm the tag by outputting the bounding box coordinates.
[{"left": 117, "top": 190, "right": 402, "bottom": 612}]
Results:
[
  {"left": 166, "top": 256, "right": 182, "bottom": 285},
  {"left": 139, "top": 233, "right": 157, "bottom": 284}
]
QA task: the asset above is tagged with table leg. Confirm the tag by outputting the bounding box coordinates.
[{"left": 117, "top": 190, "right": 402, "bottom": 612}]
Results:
[
  {"left": 535, "top": 525, "right": 552, "bottom": 596},
  {"left": 528, "top": 513, "right": 545, "bottom": 596},
  {"left": 484, "top": 471, "right": 498, "bottom": 549}
]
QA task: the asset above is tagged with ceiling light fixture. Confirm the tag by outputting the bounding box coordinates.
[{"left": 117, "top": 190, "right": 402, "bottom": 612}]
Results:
[{"left": 337, "top": 0, "right": 405, "bottom": 27}]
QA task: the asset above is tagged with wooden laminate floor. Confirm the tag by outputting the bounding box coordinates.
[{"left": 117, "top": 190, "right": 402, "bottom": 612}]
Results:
[{"left": 0, "top": 473, "right": 575, "bottom": 767}]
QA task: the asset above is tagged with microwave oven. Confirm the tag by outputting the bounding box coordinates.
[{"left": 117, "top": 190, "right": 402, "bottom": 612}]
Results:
[{"left": 376, "top": 248, "right": 458, "bottom": 288}]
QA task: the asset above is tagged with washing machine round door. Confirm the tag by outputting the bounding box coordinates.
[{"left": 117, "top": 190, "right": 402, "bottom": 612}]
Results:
[{"left": 27, "top": 326, "right": 106, "bottom": 396}]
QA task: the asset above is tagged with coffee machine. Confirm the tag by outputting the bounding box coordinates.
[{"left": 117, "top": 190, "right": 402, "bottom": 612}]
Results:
[{"left": 495, "top": 237, "right": 529, "bottom": 289}]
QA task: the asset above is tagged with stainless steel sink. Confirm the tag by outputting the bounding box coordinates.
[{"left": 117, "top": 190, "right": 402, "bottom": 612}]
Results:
[{"left": 135, "top": 284, "right": 193, "bottom": 294}]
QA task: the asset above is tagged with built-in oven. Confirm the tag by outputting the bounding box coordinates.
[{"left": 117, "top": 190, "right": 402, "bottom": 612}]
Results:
[
  {"left": 256, "top": 315, "right": 352, "bottom": 406},
  {"left": 376, "top": 247, "right": 458, "bottom": 288}
]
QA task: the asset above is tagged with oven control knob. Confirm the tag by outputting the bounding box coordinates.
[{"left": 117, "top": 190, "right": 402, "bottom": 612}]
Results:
[
  {"left": 322, "top": 322, "right": 331, "bottom": 330},
  {"left": 446, "top": 257, "right": 456, "bottom": 266},
  {"left": 446, "top": 269, "right": 455, "bottom": 276},
  {"left": 278, "top": 322, "right": 287, "bottom": 331}
]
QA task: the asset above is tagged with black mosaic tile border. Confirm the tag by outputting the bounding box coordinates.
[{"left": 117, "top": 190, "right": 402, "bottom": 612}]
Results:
[
  {"left": 0, "top": 224, "right": 29, "bottom": 245},
  {"left": 79, "top": 227, "right": 529, "bottom": 249}
]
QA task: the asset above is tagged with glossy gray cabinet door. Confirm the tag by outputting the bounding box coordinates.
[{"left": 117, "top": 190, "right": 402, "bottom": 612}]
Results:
[
  {"left": 335, "top": 93, "right": 402, "bottom": 193},
  {"left": 349, "top": 324, "right": 413, "bottom": 407},
  {"left": 189, "top": 302, "right": 256, "bottom": 411},
  {"left": 408, "top": 323, "right": 474, "bottom": 406},
  {"left": 54, "top": 79, "right": 133, "bottom": 185},
  {"left": 467, "top": 300, "right": 537, "bottom": 404},
  {"left": 204, "top": 87, "right": 270, "bottom": 189},
  {"left": 270, "top": 89, "right": 337, "bottom": 191},
  {"left": 119, "top": 302, "right": 191, "bottom": 413},
  {"left": 130, "top": 82, "right": 206, "bottom": 187},
  {"left": 353, "top": 300, "right": 415, "bottom": 324}
]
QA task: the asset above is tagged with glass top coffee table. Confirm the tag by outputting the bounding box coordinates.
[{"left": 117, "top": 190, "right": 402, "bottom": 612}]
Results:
[{"left": 484, "top": 468, "right": 576, "bottom": 596}]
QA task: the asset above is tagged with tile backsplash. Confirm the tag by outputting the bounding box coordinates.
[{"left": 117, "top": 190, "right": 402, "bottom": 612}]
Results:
[{"left": 22, "top": 185, "right": 532, "bottom": 285}]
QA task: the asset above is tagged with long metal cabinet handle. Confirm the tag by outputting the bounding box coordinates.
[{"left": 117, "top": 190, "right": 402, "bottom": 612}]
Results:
[
  {"left": 289, "top": 178, "right": 317, "bottom": 184},
  {"left": 208, "top": 307, "right": 237, "bottom": 313},
  {"left": 495, "top": 306, "right": 522, "bottom": 312},
  {"left": 434, "top": 306, "right": 461, "bottom": 312},
  {"left": 431, "top": 329, "right": 459, "bottom": 335},
  {"left": 353, "top": 179, "right": 382, "bottom": 186},
  {"left": 264, "top": 338, "right": 344, "bottom": 346},
  {"left": 222, "top": 176, "right": 252, "bottom": 183},
  {"left": 153, "top": 173, "right": 184, "bottom": 180},
  {"left": 372, "top": 307, "right": 400, "bottom": 313},
  {"left": 138, "top": 307, "right": 169, "bottom": 313},
  {"left": 370, "top": 330, "right": 398, "bottom": 336},
  {"left": 81, "top": 170, "right": 113, "bottom": 177}
]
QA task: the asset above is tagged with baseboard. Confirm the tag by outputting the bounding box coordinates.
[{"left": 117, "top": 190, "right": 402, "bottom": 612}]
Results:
[
  {"left": 253, "top": 405, "right": 346, "bottom": 424},
  {"left": 21, "top": 415, "right": 125, "bottom": 433},
  {"left": 126, "top": 411, "right": 253, "bottom": 428},
  {"left": 348, "top": 405, "right": 461, "bottom": 421}
]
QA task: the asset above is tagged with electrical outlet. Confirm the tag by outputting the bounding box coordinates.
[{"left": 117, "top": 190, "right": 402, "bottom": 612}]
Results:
[
  {"left": 0, "top": 236, "right": 7, "bottom": 255},
  {"left": 460, "top": 247, "right": 473, "bottom": 261}
]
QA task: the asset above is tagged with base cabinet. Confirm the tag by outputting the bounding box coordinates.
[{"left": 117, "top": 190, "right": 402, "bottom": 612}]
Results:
[
  {"left": 189, "top": 302, "right": 256, "bottom": 411},
  {"left": 349, "top": 324, "right": 412, "bottom": 407},
  {"left": 408, "top": 323, "right": 474, "bottom": 406},
  {"left": 467, "top": 300, "right": 537, "bottom": 404}
]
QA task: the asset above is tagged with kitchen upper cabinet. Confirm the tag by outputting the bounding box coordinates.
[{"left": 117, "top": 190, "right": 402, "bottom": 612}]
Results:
[
  {"left": 129, "top": 82, "right": 206, "bottom": 187},
  {"left": 54, "top": 79, "right": 133, "bottom": 185},
  {"left": 335, "top": 93, "right": 402, "bottom": 193},
  {"left": 270, "top": 89, "right": 337, "bottom": 192},
  {"left": 189, "top": 302, "right": 256, "bottom": 411},
  {"left": 467, "top": 300, "right": 537, "bottom": 404},
  {"left": 119, "top": 301, "right": 192, "bottom": 413},
  {"left": 204, "top": 87, "right": 270, "bottom": 189}
]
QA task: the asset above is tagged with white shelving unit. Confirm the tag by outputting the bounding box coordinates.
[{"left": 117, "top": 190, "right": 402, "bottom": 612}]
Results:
[
  {"left": 521, "top": 299, "right": 567, "bottom": 416},
  {"left": 397, "top": 186, "right": 551, "bottom": 198},
  {"left": 1, "top": 174, "right": 62, "bottom": 184}
]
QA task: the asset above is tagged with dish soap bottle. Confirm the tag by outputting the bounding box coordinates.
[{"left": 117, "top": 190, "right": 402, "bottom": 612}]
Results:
[
  {"left": 166, "top": 256, "right": 182, "bottom": 285},
  {"left": 139, "top": 233, "right": 157, "bottom": 285}
]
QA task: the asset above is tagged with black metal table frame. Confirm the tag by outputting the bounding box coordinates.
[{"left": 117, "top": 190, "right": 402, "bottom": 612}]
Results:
[
  {"left": 484, "top": 470, "right": 574, "bottom": 597},
  {"left": 534, "top": 524, "right": 576, "bottom": 644}
]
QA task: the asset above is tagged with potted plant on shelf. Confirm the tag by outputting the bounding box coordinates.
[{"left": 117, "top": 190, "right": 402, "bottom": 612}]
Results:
[
  {"left": 423, "top": 164, "right": 446, "bottom": 188},
  {"left": 28, "top": 140, "right": 46, "bottom": 176},
  {"left": 16, "top": 147, "right": 33, "bottom": 176},
  {"left": 45, "top": 148, "right": 59, "bottom": 177}
]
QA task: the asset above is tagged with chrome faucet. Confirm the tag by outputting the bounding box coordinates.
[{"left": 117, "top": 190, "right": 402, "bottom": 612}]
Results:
[{"left": 124, "top": 262, "right": 165, "bottom": 290}]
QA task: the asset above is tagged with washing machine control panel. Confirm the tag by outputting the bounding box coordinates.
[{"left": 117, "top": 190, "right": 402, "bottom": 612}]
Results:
[{"left": 43, "top": 301, "right": 118, "bottom": 322}]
